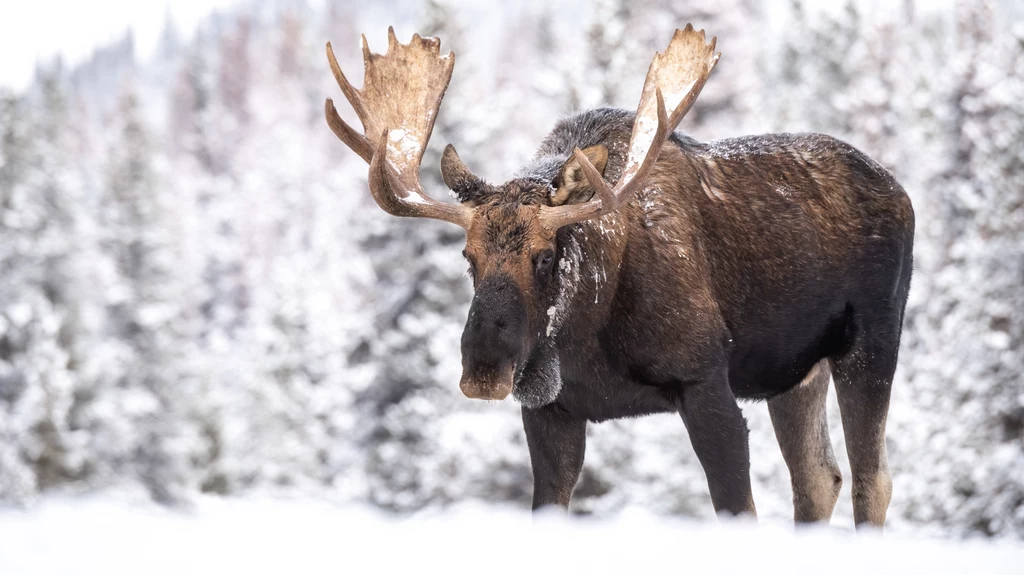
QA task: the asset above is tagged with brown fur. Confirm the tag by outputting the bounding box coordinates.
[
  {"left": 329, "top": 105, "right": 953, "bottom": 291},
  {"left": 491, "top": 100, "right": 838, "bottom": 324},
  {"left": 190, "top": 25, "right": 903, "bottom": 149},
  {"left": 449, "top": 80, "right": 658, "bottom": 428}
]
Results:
[
  {"left": 454, "top": 108, "right": 913, "bottom": 526},
  {"left": 321, "top": 29, "right": 912, "bottom": 524},
  {"left": 464, "top": 200, "right": 555, "bottom": 328}
]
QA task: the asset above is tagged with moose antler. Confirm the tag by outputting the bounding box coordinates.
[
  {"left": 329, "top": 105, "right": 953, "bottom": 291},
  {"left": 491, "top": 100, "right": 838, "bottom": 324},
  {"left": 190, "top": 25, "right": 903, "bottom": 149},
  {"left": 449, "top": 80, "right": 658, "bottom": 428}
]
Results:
[
  {"left": 538, "top": 24, "right": 720, "bottom": 230},
  {"left": 325, "top": 28, "right": 474, "bottom": 228}
]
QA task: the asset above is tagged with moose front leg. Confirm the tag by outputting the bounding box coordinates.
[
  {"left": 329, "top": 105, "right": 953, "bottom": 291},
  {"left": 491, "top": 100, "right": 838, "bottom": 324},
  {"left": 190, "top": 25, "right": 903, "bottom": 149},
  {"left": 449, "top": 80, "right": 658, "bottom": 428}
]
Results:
[
  {"left": 679, "top": 369, "right": 757, "bottom": 517},
  {"left": 522, "top": 403, "right": 587, "bottom": 512}
]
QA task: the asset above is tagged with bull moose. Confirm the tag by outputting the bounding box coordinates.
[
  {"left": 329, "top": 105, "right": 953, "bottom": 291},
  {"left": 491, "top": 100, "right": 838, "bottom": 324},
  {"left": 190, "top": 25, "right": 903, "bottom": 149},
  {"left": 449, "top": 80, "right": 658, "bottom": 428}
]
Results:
[{"left": 323, "top": 25, "right": 914, "bottom": 528}]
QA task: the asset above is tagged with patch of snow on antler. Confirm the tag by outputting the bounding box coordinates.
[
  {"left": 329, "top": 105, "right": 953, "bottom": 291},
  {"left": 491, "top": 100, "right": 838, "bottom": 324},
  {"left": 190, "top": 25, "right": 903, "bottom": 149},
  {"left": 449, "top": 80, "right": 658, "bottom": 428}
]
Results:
[
  {"left": 403, "top": 190, "right": 429, "bottom": 205},
  {"left": 624, "top": 114, "right": 658, "bottom": 175},
  {"left": 666, "top": 79, "right": 697, "bottom": 108},
  {"left": 386, "top": 129, "right": 421, "bottom": 169}
]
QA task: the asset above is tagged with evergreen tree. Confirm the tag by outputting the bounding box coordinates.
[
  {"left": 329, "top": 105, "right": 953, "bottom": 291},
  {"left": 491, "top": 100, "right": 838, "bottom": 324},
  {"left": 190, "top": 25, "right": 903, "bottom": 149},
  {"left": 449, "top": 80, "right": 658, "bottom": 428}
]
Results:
[
  {"left": 0, "top": 64, "right": 98, "bottom": 499},
  {"left": 903, "top": 0, "right": 1024, "bottom": 536},
  {"left": 0, "top": 89, "right": 41, "bottom": 501},
  {"left": 101, "top": 86, "right": 200, "bottom": 503}
]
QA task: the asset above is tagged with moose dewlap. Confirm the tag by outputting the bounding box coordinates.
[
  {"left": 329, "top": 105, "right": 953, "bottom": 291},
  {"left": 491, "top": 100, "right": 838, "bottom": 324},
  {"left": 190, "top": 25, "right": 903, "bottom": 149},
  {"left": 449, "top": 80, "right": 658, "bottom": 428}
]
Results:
[{"left": 323, "top": 25, "right": 915, "bottom": 529}]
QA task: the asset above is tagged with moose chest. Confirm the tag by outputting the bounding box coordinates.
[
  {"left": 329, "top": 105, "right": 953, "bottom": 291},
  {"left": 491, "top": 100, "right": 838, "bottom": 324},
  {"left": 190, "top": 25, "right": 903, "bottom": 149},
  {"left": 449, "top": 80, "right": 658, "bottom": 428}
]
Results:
[{"left": 549, "top": 257, "right": 726, "bottom": 422}]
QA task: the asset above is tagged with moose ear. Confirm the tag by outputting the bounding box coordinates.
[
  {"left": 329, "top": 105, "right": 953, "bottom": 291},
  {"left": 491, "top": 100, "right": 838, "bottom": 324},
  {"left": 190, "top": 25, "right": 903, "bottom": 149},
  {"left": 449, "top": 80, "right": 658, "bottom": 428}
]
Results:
[
  {"left": 441, "top": 144, "right": 489, "bottom": 204},
  {"left": 551, "top": 144, "right": 609, "bottom": 206}
]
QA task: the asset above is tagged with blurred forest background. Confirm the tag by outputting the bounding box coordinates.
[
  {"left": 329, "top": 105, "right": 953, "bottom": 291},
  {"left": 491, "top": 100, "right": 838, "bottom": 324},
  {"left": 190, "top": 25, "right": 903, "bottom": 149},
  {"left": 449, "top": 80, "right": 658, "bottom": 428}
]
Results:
[{"left": 0, "top": 0, "right": 1021, "bottom": 539}]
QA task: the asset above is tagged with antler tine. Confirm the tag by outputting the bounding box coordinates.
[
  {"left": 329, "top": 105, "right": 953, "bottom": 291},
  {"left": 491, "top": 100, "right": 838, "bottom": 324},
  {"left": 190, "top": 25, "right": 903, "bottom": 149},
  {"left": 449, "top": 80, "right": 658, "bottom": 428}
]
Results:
[
  {"left": 325, "top": 98, "right": 373, "bottom": 163},
  {"left": 539, "top": 25, "right": 719, "bottom": 231},
  {"left": 324, "top": 28, "right": 473, "bottom": 229},
  {"left": 327, "top": 41, "right": 366, "bottom": 121},
  {"left": 369, "top": 131, "right": 473, "bottom": 227},
  {"left": 613, "top": 88, "right": 671, "bottom": 209},
  {"left": 325, "top": 41, "right": 374, "bottom": 162},
  {"left": 573, "top": 145, "right": 616, "bottom": 208}
]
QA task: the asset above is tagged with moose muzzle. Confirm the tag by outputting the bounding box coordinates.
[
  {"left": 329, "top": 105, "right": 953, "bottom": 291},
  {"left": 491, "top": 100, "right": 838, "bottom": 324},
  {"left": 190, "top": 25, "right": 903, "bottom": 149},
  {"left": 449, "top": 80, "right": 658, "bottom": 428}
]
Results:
[
  {"left": 459, "top": 365, "right": 515, "bottom": 400},
  {"left": 459, "top": 276, "right": 526, "bottom": 400}
]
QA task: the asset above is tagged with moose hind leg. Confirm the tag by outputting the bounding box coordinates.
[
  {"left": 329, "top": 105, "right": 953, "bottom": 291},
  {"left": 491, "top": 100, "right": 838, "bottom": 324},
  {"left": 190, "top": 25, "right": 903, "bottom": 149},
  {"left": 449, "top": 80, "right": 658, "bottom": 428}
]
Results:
[
  {"left": 768, "top": 360, "right": 842, "bottom": 524},
  {"left": 831, "top": 328, "right": 899, "bottom": 529},
  {"left": 522, "top": 403, "right": 587, "bottom": 512}
]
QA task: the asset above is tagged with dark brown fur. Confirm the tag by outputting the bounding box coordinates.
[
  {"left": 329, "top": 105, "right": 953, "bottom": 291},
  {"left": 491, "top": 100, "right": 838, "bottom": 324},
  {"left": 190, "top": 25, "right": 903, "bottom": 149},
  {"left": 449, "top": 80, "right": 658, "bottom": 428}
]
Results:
[{"left": 455, "top": 107, "right": 913, "bottom": 526}]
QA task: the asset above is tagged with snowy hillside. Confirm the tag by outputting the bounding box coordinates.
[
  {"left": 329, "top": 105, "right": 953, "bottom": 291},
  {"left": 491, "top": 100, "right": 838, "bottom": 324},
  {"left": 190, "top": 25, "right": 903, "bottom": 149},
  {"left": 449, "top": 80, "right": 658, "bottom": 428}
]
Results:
[{"left": 0, "top": 0, "right": 1021, "bottom": 541}]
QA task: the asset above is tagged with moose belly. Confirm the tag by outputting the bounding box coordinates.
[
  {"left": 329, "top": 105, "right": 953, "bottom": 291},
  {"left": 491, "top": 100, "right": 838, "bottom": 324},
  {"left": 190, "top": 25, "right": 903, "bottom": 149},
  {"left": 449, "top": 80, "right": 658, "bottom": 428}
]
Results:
[
  {"left": 725, "top": 301, "right": 853, "bottom": 400},
  {"left": 555, "top": 372, "right": 682, "bottom": 422},
  {"left": 553, "top": 346, "right": 683, "bottom": 422}
]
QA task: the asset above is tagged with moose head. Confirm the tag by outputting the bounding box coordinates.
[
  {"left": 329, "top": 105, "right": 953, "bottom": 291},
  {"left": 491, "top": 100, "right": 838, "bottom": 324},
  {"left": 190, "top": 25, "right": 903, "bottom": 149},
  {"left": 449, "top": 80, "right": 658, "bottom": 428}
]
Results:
[{"left": 324, "top": 26, "right": 719, "bottom": 403}]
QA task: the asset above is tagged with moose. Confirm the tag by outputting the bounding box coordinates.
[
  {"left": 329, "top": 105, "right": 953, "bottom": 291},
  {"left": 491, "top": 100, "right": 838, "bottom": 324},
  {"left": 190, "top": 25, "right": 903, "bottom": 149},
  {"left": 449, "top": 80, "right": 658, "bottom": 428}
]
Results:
[{"left": 323, "top": 25, "right": 915, "bottom": 528}]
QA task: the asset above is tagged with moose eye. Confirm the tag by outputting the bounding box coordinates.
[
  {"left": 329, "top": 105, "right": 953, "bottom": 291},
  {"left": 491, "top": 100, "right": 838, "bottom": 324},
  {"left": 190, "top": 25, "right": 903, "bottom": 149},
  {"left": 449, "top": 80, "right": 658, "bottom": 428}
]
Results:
[{"left": 534, "top": 249, "right": 555, "bottom": 278}]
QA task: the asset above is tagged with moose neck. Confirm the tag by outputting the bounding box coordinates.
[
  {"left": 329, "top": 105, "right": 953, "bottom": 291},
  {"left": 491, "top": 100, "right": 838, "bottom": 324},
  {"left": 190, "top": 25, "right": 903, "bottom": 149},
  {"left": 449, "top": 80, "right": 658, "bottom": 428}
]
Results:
[
  {"left": 545, "top": 209, "right": 631, "bottom": 342},
  {"left": 544, "top": 141, "right": 706, "bottom": 344}
]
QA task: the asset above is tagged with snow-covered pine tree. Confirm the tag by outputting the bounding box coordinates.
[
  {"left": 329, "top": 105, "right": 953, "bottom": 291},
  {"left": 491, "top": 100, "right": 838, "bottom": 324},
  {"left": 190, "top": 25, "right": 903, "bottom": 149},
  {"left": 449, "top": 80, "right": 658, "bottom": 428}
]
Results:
[
  {"left": 0, "top": 88, "right": 43, "bottom": 502},
  {"left": 100, "top": 83, "right": 202, "bottom": 504},
  {"left": 0, "top": 63, "right": 102, "bottom": 502},
  {"left": 901, "top": 0, "right": 1024, "bottom": 536}
]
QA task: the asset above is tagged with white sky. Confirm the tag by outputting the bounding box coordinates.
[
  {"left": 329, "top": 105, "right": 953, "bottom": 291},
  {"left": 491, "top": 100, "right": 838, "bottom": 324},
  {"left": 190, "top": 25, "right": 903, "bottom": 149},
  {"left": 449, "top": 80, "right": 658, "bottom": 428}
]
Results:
[
  {"left": 0, "top": 0, "right": 962, "bottom": 92},
  {"left": 0, "top": 0, "right": 244, "bottom": 90}
]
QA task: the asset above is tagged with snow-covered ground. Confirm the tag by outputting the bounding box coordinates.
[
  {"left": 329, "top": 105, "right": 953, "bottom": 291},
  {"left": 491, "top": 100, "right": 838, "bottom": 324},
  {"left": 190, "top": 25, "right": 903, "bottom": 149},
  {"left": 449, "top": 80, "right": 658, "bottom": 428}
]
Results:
[{"left": 0, "top": 496, "right": 1020, "bottom": 574}]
